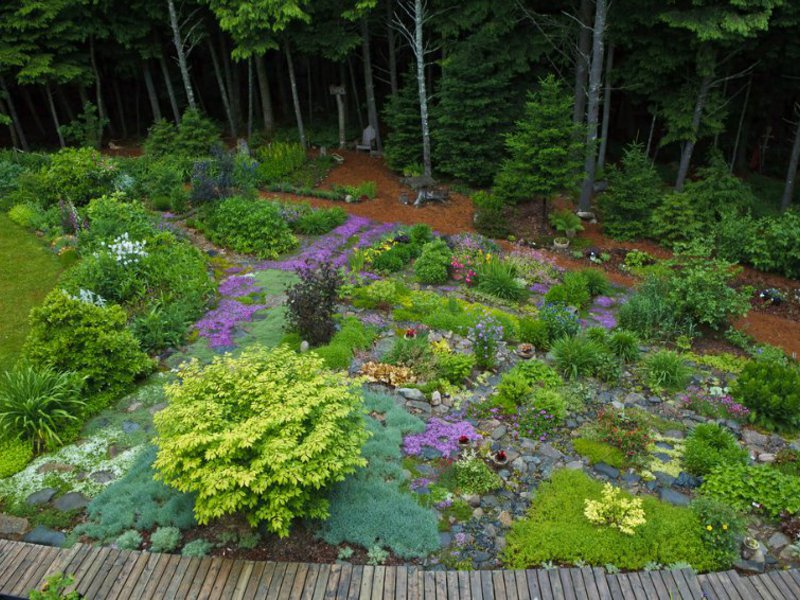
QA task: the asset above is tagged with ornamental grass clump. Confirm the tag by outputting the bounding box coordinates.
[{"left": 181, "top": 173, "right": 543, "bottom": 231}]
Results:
[
  {"left": 153, "top": 346, "right": 369, "bottom": 537},
  {"left": 584, "top": 483, "right": 646, "bottom": 535}
]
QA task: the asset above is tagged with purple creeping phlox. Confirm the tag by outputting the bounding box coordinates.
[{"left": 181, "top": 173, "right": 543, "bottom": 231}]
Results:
[
  {"left": 680, "top": 387, "right": 751, "bottom": 421},
  {"left": 403, "top": 418, "right": 482, "bottom": 458},
  {"left": 594, "top": 295, "right": 615, "bottom": 309},
  {"left": 195, "top": 299, "right": 266, "bottom": 348},
  {"left": 589, "top": 309, "right": 617, "bottom": 330},
  {"left": 218, "top": 274, "right": 260, "bottom": 297}
]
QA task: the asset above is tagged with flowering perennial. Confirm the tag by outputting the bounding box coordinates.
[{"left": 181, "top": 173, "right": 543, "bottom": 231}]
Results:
[
  {"left": 403, "top": 418, "right": 482, "bottom": 458},
  {"left": 102, "top": 232, "right": 148, "bottom": 266},
  {"left": 194, "top": 299, "right": 266, "bottom": 348},
  {"left": 469, "top": 315, "right": 504, "bottom": 369}
]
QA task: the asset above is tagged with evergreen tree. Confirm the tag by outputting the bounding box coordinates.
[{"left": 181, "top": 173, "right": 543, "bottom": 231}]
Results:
[
  {"left": 494, "top": 75, "right": 583, "bottom": 203},
  {"left": 433, "top": 27, "right": 516, "bottom": 186},
  {"left": 383, "top": 67, "right": 425, "bottom": 174}
]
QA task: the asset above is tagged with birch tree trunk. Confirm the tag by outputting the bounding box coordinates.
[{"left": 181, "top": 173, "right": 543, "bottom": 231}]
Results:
[
  {"left": 361, "top": 18, "right": 382, "bottom": 152},
  {"left": 207, "top": 38, "right": 236, "bottom": 135},
  {"left": 781, "top": 107, "right": 800, "bottom": 211},
  {"left": 255, "top": 55, "right": 275, "bottom": 135},
  {"left": 412, "top": 0, "right": 432, "bottom": 177},
  {"left": 675, "top": 72, "right": 713, "bottom": 191},
  {"left": 89, "top": 36, "right": 109, "bottom": 141},
  {"left": 247, "top": 58, "right": 254, "bottom": 139},
  {"left": 573, "top": 0, "right": 592, "bottom": 125},
  {"left": 284, "top": 40, "right": 307, "bottom": 148},
  {"left": 387, "top": 0, "right": 398, "bottom": 95},
  {"left": 159, "top": 53, "right": 181, "bottom": 122},
  {"left": 731, "top": 75, "right": 752, "bottom": 173},
  {"left": 46, "top": 85, "right": 66, "bottom": 148},
  {"left": 0, "top": 77, "right": 29, "bottom": 150},
  {"left": 143, "top": 61, "right": 163, "bottom": 122},
  {"left": 167, "top": 0, "right": 197, "bottom": 110},
  {"left": 578, "top": 0, "right": 607, "bottom": 212},
  {"left": 597, "top": 43, "right": 614, "bottom": 173}
]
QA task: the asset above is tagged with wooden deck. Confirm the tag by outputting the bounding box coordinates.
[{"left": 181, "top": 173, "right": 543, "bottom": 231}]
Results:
[{"left": 1, "top": 540, "right": 799, "bottom": 599}]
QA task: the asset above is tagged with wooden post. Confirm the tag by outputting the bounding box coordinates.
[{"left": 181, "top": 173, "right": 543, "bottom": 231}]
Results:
[{"left": 330, "top": 85, "right": 346, "bottom": 148}]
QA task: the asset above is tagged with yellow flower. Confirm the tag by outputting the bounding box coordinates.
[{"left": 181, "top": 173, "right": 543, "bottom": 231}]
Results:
[
  {"left": 722, "top": 524, "right": 728, "bottom": 530},
  {"left": 706, "top": 525, "right": 713, "bottom": 531}
]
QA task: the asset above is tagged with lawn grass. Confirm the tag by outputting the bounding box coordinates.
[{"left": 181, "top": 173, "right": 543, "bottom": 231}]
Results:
[{"left": 0, "top": 215, "right": 67, "bottom": 370}]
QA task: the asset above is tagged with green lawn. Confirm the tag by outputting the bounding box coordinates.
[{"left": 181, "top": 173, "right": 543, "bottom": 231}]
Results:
[{"left": 0, "top": 215, "right": 66, "bottom": 370}]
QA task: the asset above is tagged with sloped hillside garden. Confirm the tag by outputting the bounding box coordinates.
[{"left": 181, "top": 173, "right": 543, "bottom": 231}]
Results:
[{"left": 1, "top": 137, "right": 800, "bottom": 577}]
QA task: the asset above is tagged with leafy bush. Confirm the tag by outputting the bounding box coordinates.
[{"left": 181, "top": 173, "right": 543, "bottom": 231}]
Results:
[
  {"left": 600, "top": 144, "right": 664, "bottom": 240},
  {"left": 545, "top": 271, "right": 590, "bottom": 308},
  {"left": 584, "top": 482, "right": 646, "bottom": 535},
  {"left": 414, "top": 239, "right": 452, "bottom": 284},
  {"left": 0, "top": 365, "right": 85, "bottom": 453},
  {"left": 504, "top": 469, "right": 719, "bottom": 571},
  {"left": 433, "top": 351, "right": 475, "bottom": 385},
  {"left": 472, "top": 191, "right": 509, "bottom": 238},
  {"left": 731, "top": 358, "right": 800, "bottom": 432},
  {"left": 285, "top": 261, "right": 342, "bottom": 346},
  {"left": 136, "top": 159, "right": 188, "bottom": 212},
  {"left": 539, "top": 302, "right": 580, "bottom": 341},
  {"left": 143, "top": 119, "right": 177, "bottom": 158},
  {"left": 292, "top": 206, "right": 347, "bottom": 235},
  {"left": 203, "top": 196, "right": 298, "bottom": 258},
  {"left": 255, "top": 141, "right": 307, "bottom": 184},
  {"left": 617, "top": 277, "right": 686, "bottom": 341},
  {"left": 518, "top": 318, "right": 550, "bottom": 350},
  {"left": 552, "top": 336, "right": 606, "bottom": 379},
  {"left": 0, "top": 437, "right": 33, "bottom": 478},
  {"left": 0, "top": 159, "right": 24, "bottom": 198},
  {"left": 313, "top": 317, "right": 377, "bottom": 370},
  {"left": 80, "top": 193, "right": 154, "bottom": 247},
  {"left": 29, "top": 573, "right": 80, "bottom": 600},
  {"left": 150, "top": 526, "right": 181, "bottom": 553},
  {"left": 58, "top": 102, "right": 108, "bottom": 148},
  {"left": 154, "top": 346, "right": 369, "bottom": 536},
  {"left": 650, "top": 191, "right": 706, "bottom": 246},
  {"left": 746, "top": 211, "right": 800, "bottom": 279},
  {"left": 181, "top": 539, "right": 214, "bottom": 557},
  {"left": 41, "top": 147, "right": 117, "bottom": 207},
  {"left": 174, "top": 109, "right": 220, "bottom": 157},
  {"left": 24, "top": 290, "right": 151, "bottom": 402},
  {"left": 116, "top": 530, "right": 143, "bottom": 550},
  {"left": 691, "top": 496, "right": 745, "bottom": 569},
  {"left": 7, "top": 203, "right": 38, "bottom": 228},
  {"left": 701, "top": 463, "right": 800, "bottom": 519},
  {"left": 529, "top": 388, "right": 568, "bottom": 423},
  {"left": 476, "top": 260, "right": 528, "bottom": 302},
  {"left": 643, "top": 350, "right": 691, "bottom": 392},
  {"left": 596, "top": 408, "right": 652, "bottom": 462},
  {"left": 608, "top": 330, "right": 640, "bottom": 362},
  {"left": 548, "top": 210, "right": 584, "bottom": 235},
  {"left": 580, "top": 269, "right": 611, "bottom": 297},
  {"left": 682, "top": 424, "right": 748, "bottom": 476},
  {"left": 453, "top": 452, "right": 502, "bottom": 494}
]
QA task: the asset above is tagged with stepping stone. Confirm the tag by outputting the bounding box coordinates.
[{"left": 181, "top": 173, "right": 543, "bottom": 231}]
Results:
[
  {"left": 594, "top": 462, "right": 620, "bottom": 479},
  {"left": 122, "top": 420, "right": 141, "bottom": 434},
  {"left": 397, "top": 388, "right": 425, "bottom": 402},
  {"left": 659, "top": 488, "right": 690, "bottom": 506},
  {"left": 36, "top": 462, "right": 74, "bottom": 475},
  {"left": 0, "top": 514, "right": 29, "bottom": 536},
  {"left": 52, "top": 492, "right": 89, "bottom": 512},
  {"left": 26, "top": 488, "right": 57, "bottom": 506},
  {"left": 89, "top": 470, "right": 116, "bottom": 484},
  {"left": 538, "top": 443, "right": 563, "bottom": 460},
  {"left": 23, "top": 526, "right": 65, "bottom": 547}
]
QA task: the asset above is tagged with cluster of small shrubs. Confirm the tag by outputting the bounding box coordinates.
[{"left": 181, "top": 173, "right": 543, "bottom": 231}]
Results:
[
  {"left": 731, "top": 356, "right": 800, "bottom": 432},
  {"left": 368, "top": 225, "right": 433, "bottom": 274},
  {"left": 143, "top": 109, "right": 220, "bottom": 159},
  {"left": 550, "top": 328, "right": 639, "bottom": 383}
]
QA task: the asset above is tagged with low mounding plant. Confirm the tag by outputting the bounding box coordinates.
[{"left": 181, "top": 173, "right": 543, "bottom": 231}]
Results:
[
  {"left": 0, "top": 437, "right": 33, "bottom": 478},
  {"left": 414, "top": 239, "right": 452, "bottom": 284},
  {"left": 584, "top": 482, "right": 646, "bottom": 535},
  {"left": 24, "top": 290, "right": 152, "bottom": 403},
  {"left": 545, "top": 271, "right": 590, "bottom": 308},
  {"left": 548, "top": 210, "right": 584, "bottom": 236},
  {"left": 149, "top": 526, "right": 181, "bottom": 553},
  {"left": 285, "top": 260, "right": 342, "bottom": 346},
  {"left": 551, "top": 336, "right": 606, "bottom": 380},
  {"left": 607, "top": 330, "right": 640, "bottom": 363},
  {"left": 617, "top": 277, "right": 686, "bottom": 341},
  {"left": 539, "top": 302, "right": 580, "bottom": 341},
  {"left": 476, "top": 260, "right": 529, "bottom": 302},
  {"left": 691, "top": 496, "right": 745, "bottom": 569},
  {"left": 682, "top": 423, "right": 748, "bottom": 477},
  {"left": 701, "top": 463, "right": 800, "bottom": 519},
  {"left": 0, "top": 365, "right": 85, "bottom": 454},
  {"left": 642, "top": 350, "right": 690, "bottom": 392},
  {"left": 731, "top": 357, "right": 800, "bottom": 433},
  {"left": 153, "top": 346, "right": 369, "bottom": 536}
]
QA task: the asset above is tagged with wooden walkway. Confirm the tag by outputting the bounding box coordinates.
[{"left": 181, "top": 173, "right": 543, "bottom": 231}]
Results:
[{"left": 1, "top": 539, "right": 799, "bottom": 599}]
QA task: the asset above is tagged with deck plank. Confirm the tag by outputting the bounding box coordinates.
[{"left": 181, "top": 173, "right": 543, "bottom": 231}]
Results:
[
  {"left": 299, "top": 563, "right": 321, "bottom": 600},
  {"left": 423, "top": 570, "right": 436, "bottom": 600},
  {"left": 407, "top": 566, "right": 421, "bottom": 600},
  {"left": 469, "top": 570, "right": 483, "bottom": 600},
  {"left": 383, "top": 565, "right": 397, "bottom": 600},
  {"left": 311, "top": 563, "right": 332, "bottom": 600},
  {"left": 480, "top": 570, "right": 495, "bottom": 600},
  {"left": 1, "top": 544, "right": 41, "bottom": 591},
  {"left": 373, "top": 565, "right": 387, "bottom": 600},
  {"left": 434, "top": 570, "right": 448, "bottom": 600},
  {"left": 558, "top": 568, "right": 576, "bottom": 600},
  {"left": 126, "top": 552, "right": 163, "bottom": 599},
  {"left": 361, "top": 565, "right": 376, "bottom": 600},
  {"left": 266, "top": 561, "right": 290, "bottom": 600},
  {"left": 591, "top": 568, "right": 611, "bottom": 600},
  {"left": 568, "top": 568, "right": 588, "bottom": 600},
  {"left": 90, "top": 547, "right": 133, "bottom": 599},
  {"left": 10, "top": 546, "right": 59, "bottom": 596},
  {"left": 164, "top": 555, "right": 202, "bottom": 599},
  {"left": 80, "top": 548, "right": 123, "bottom": 599},
  {"left": 746, "top": 572, "right": 778, "bottom": 600},
  {"left": 73, "top": 546, "right": 113, "bottom": 597},
  {"left": 775, "top": 570, "right": 800, "bottom": 598},
  {"left": 348, "top": 565, "right": 364, "bottom": 600},
  {"left": 547, "top": 569, "right": 564, "bottom": 600},
  {"left": 396, "top": 566, "right": 409, "bottom": 600},
  {"left": 524, "top": 570, "right": 543, "bottom": 600},
  {"left": 579, "top": 567, "right": 600, "bottom": 600},
  {"left": 512, "top": 571, "right": 529, "bottom": 600},
  {"left": 277, "top": 562, "right": 300, "bottom": 600},
  {"left": 767, "top": 571, "right": 796, "bottom": 599},
  {"left": 138, "top": 552, "right": 180, "bottom": 600},
  {"left": 502, "top": 570, "right": 518, "bottom": 600},
  {"left": 667, "top": 568, "right": 696, "bottom": 600},
  {"left": 324, "top": 563, "right": 342, "bottom": 600}
]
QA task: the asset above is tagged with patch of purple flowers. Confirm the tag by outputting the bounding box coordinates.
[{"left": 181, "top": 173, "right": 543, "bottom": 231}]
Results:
[
  {"left": 195, "top": 299, "right": 266, "bottom": 348},
  {"left": 218, "top": 274, "right": 260, "bottom": 298},
  {"left": 680, "top": 387, "right": 751, "bottom": 421},
  {"left": 403, "top": 418, "right": 482, "bottom": 459},
  {"left": 529, "top": 282, "right": 550, "bottom": 295},
  {"left": 594, "top": 296, "right": 615, "bottom": 308},
  {"left": 589, "top": 309, "right": 617, "bottom": 330}
]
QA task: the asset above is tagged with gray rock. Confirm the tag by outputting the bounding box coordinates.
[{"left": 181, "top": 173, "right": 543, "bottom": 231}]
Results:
[
  {"left": 405, "top": 400, "right": 432, "bottom": 414},
  {"left": 52, "top": 492, "right": 89, "bottom": 512},
  {"left": 498, "top": 511, "right": 513, "bottom": 527},
  {"left": 511, "top": 458, "right": 527, "bottom": 473},
  {"left": 36, "top": 462, "right": 74, "bottom": 475},
  {"left": 299, "top": 340, "right": 310, "bottom": 353},
  {"left": 611, "top": 401, "right": 625, "bottom": 411},
  {"left": 481, "top": 495, "right": 499, "bottom": 509},
  {"left": 742, "top": 429, "right": 769, "bottom": 447},
  {"left": 465, "top": 494, "right": 481, "bottom": 508},
  {"left": 439, "top": 532, "right": 452, "bottom": 547},
  {"left": 0, "top": 514, "right": 29, "bottom": 536},
  {"left": 148, "top": 402, "right": 168, "bottom": 414},
  {"left": 538, "top": 443, "right": 563, "bottom": 460},
  {"left": 26, "top": 488, "right": 57, "bottom": 506},
  {"left": 89, "top": 470, "right": 116, "bottom": 484},
  {"left": 659, "top": 488, "right": 690, "bottom": 507},
  {"left": 767, "top": 532, "right": 791, "bottom": 550},
  {"left": 121, "top": 420, "right": 141, "bottom": 434},
  {"left": 653, "top": 471, "right": 676, "bottom": 487},
  {"left": 398, "top": 388, "right": 425, "bottom": 402},
  {"left": 125, "top": 401, "right": 143, "bottom": 413},
  {"left": 23, "top": 526, "right": 65, "bottom": 547},
  {"left": 733, "top": 558, "right": 765, "bottom": 573},
  {"left": 594, "top": 463, "right": 620, "bottom": 479},
  {"left": 664, "top": 429, "right": 685, "bottom": 439},
  {"left": 757, "top": 453, "right": 776, "bottom": 463},
  {"left": 491, "top": 426, "right": 507, "bottom": 440},
  {"left": 624, "top": 392, "right": 645, "bottom": 405},
  {"left": 431, "top": 391, "right": 442, "bottom": 406},
  {"left": 565, "top": 461, "right": 584, "bottom": 470}
]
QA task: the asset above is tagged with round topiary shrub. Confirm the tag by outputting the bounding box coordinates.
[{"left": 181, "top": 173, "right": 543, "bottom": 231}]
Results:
[
  {"left": 153, "top": 345, "right": 369, "bottom": 537},
  {"left": 413, "top": 239, "right": 452, "bottom": 284}
]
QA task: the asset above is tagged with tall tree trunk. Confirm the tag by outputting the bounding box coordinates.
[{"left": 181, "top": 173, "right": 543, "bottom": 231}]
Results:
[
  {"left": 306, "top": 56, "right": 313, "bottom": 127},
  {"left": 89, "top": 36, "right": 109, "bottom": 141},
  {"left": 0, "top": 77, "right": 29, "bottom": 150},
  {"left": 113, "top": 78, "right": 128, "bottom": 139},
  {"left": 159, "top": 53, "right": 181, "bottom": 122},
  {"left": 731, "top": 74, "right": 752, "bottom": 173},
  {"left": 255, "top": 55, "right": 275, "bottom": 135},
  {"left": 56, "top": 86, "right": 75, "bottom": 122},
  {"left": 387, "top": 0, "right": 398, "bottom": 95},
  {"left": 143, "top": 61, "right": 163, "bottom": 122},
  {"left": 675, "top": 72, "right": 713, "bottom": 191},
  {"left": 646, "top": 112, "right": 657, "bottom": 158},
  {"left": 207, "top": 38, "right": 236, "bottom": 135},
  {"left": 573, "top": 0, "right": 592, "bottom": 125},
  {"left": 597, "top": 43, "right": 614, "bottom": 173},
  {"left": 46, "top": 85, "right": 66, "bottom": 148},
  {"left": 22, "top": 86, "right": 46, "bottom": 136},
  {"left": 578, "top": 0, "right": 607, "bottom": 212},
  {"left": 284, "top": 40, "right": 306, "bottom": 148},
  {"left": 247, "top": 58, "right": 254, "bottom": 139},
  {"left": 0, "top": 97, "right": 20, "bottom": 149},
  {"left": 220, "top": 33, "right": 240, "bottom": 129},
  {"left": 412, "top": 0, "right": 432, "bottom": 177},
  {"left": 347, "top": 56, "right": 365, "bottom": 130},
  {"left": 167, "top": 0, "right": 197, "bottom": 110},
  {"left": 781, "top": 106, "right": 800, "bottom": 211},
  {"left": 361, "top": 18, "right": 383, "bottom": 152}
]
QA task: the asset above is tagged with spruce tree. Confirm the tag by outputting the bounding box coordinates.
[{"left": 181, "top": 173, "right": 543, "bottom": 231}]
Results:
[
  {"left": 494, "top": 75, "right": 583, "bottom": 203},
  {"left": 433, "top": 28, "right": 516, "bottom": 186},
  {"left": 383, "top": 67, "right": 426, "bottom": 174}
]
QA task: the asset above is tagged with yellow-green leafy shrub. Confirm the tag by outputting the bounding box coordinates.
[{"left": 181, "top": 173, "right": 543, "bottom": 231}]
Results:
[
  {"left": 584, "top": 482, "right": 646, "bottom": 535},
  {"left": 0, "top": 438, "right": 33, "bottom": 478},
  {"left": 153, "top": 345, "right": 369, "bottom": 536}
]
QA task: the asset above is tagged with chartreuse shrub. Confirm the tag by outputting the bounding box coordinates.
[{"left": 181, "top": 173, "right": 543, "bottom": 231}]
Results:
[
  {"left": 682, "top": 423, "right": 748, "bottom": 477},
  {"left": 202, "top": 196, "right": 298, "bottom": 258},
  {"left": 504, "top": 469, "right": 719, "bottom": 571},
  {"left": 701, "top": 463, "right": 800, "bottom": 519},
  {"left": 24, "top": 290, "right": 152, "bottom": 405},
  {"left": 76, "top": 445, "right": 196, "bottom": 543},
  {"left": 584, "top": 482, "right": 646, "bottom": 535},
  {"left": 39, "top": 147, "right": 118, "bottom": 207},
  {"left": 414, "top": 239, "right": 452, "bottom": 284},
  {"left": 0, "top": 438, "right": 33, "bottom": 478},
  {"left": 154, "top": 346, "right": 369, "bottom": 536},
  {"left": 255, "top": 141, "right": 307, "bottom": 184},
  {"left": 317, "top": 391, "right": 439, "bottom": 559},
  {"left": 731, "top": 357, "right": 800, "bottom": 432},
  {"left": 573, "top": 438, "right": 626, "bottom": 469},
  {"left": 313, "top": 317, "right": 378, "bottom": 370}
]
